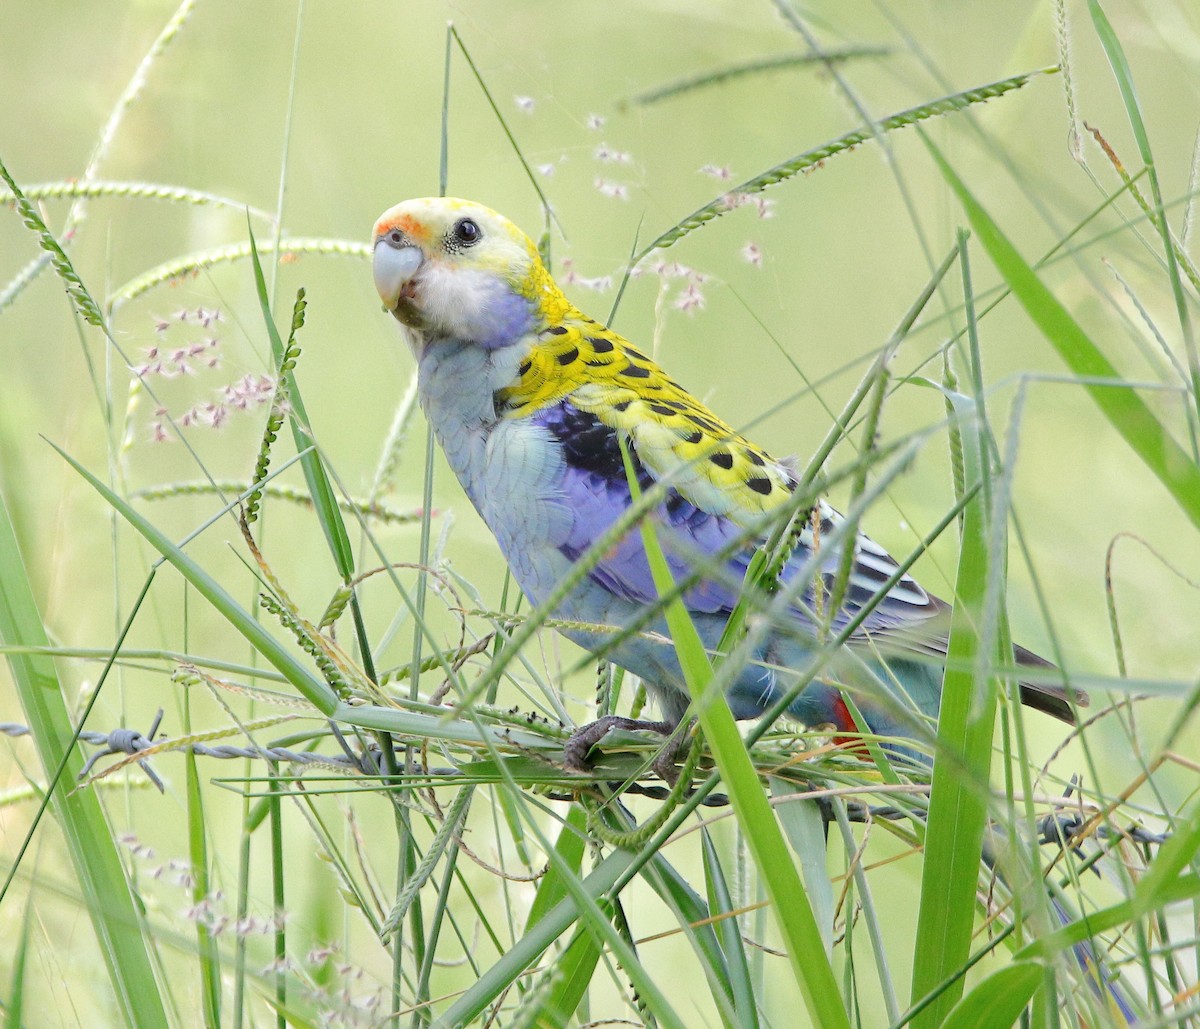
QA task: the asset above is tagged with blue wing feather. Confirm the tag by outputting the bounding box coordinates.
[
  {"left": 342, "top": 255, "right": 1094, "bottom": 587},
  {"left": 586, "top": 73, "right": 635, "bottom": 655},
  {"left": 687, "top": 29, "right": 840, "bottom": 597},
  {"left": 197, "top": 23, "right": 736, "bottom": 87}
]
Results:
[
  {"left": 527, "top": 397, "right": 1075, "bottom": 731},
  {"left": 534, "top": 398, "right": 938, "bottom": 635}
]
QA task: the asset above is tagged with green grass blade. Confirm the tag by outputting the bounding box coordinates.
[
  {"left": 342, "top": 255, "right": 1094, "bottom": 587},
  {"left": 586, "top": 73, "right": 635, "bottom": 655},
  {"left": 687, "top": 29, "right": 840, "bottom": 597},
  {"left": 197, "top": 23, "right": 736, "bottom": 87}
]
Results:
[
  {"left": 910, "top": 398, "right": 1000, "bottom": 1028},
  {"left": 636, "top": 67, "right": 1055, "bottom": 261},
  {"left": 925, "top": 132, "right": 1200, "bottom": 532},
  {"left": 941, "top": 962, "right": 1043, "bottom": 1029},
  {"left": 635, "top": 848, "right": 741, "bottom": 1025},
  {"left": 527, "top": 804, "right": 588, "bottom": 927},
  {"left": 1126, "top": 795, "right": 1200, "bottom": 916},
  {"left": 512, "top": 821, "right": 686, "bottom": 1028},
  {"left": 184, "top": 692, "right": 222, "bottom": 1027},
  {"left": 830, "top": 801, "right": 900, "bottom": 1023},
  {"left": 248, "top": 227, "right": 355, "bottom": 577},
  {"left": 0, "top": 492, "right": 169, "bottom": 1027},
  {"left": 433, "top": 849, "right": 634, "bottom": 1028},
  {"left": 624, "top": 443, "right": 850, "bottom": 1029},
  {"left": 268, "top": 769, "right": 286, "bottom": 1028},
  {"left": 1015, "top": 872, "right": 1200, "bottom": 960},
  {"left": 627, "top": 47, "right": 888, "bottom": 106},
  {"left": 1087, "top": 0, "right": 1198, "bottom": 410},
  {"left": 533, "top": 921, "right": 604, "bottom": 1029},
  {"left": 50, "top": 441, "right": 338, "bottom": 712},
  {"left": 8, "top": 893, "right": 33, "bottom": 1027},
  {"left": 326, "top": 700, "right": 499, "bottom": 743},
  {"left": 701, "top": 829, "right": 760, "bottom": 1029},
  {"left": 771, "top": 781, "right": 835, "bottom": 957}
]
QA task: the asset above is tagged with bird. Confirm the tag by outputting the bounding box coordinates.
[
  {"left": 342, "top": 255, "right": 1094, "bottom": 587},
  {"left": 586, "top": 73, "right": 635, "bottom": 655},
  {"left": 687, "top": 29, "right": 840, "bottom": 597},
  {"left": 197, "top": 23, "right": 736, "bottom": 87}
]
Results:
[
  {"left": 370, "top": 198, "right": 1139, "bottom": 1023},
  {"left": 370, "top": 196, "right": 1086, "bottom": 772}
]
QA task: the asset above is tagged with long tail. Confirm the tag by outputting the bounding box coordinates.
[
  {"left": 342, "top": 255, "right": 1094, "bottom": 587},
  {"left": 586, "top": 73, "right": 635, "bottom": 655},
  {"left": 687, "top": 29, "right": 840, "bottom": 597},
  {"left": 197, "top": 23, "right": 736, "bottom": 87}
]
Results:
[
  {"left": 979, "top": 830, "right": 1138, "bottom": 1025},
  {"left": 791, "top": 662, "right": 1137, "bottom": 1020},
  {"left": 1046, "top": 893, "right": 1138, "bottom": 1025}
]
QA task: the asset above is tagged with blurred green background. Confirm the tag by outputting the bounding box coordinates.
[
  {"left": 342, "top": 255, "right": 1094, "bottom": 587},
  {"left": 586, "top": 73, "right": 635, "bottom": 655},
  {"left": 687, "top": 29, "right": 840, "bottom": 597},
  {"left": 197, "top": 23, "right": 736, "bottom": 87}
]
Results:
[{"left": 1, "top": 0, "right": 1198, "bottom": 1023}]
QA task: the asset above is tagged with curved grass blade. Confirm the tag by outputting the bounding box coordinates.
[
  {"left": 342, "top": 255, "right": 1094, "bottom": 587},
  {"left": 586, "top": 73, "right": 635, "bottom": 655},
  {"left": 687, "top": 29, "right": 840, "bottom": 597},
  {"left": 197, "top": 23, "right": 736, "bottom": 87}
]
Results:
[
  {"left": 51, "top": 441, "right": 338, "bottom": 713},
  {"left": 624, "top": 442, "right": 851, "bottom": 1029},
  {"left": 635, "top": 67, "right": 1056, "bottom": 262},
  {"left": 1088, "top": 0, "right": 1198, "bottom": 415},
  {"left": 926, "top": 132, "right": 1200, "bottom": 532},
  {"left": 0, "top": 179, "right": 274, "bottom": 221},
  {"left": 0, "top": 492, "right": 170, "bottom": 1026},
  {"left": 627, "top": 47, "right": 888, "bottom": 107},
  {"left": 941, "top": 962, "right": 1043, "bottom": 1029},
  {"left": 432, "top": 850, "right": 634, "bottom": 1028},
  {"left": 910, "top": 396, "right": 1002, "bottom": 1029},
  {"left": 248, "top": 228, "right": 354, "bottom": 576},
  {"left": 109, "top": 237, "right": 370, "bottom": 311},
  {"left": 701, "top": 829, "right": 760, "bottom": 1029}
]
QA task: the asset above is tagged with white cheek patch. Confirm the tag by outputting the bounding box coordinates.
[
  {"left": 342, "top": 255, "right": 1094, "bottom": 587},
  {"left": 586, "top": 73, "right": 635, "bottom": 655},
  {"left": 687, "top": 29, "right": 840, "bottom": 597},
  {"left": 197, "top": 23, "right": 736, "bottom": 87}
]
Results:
[
  {"left": 420, "top": 266, "right": 499, "bottom": 331},
  {"left": 420, "top": 264, "right": 533, "bottom": 349},
  {"left": 421, "top": 265, "right": 489, "bottom": 327}
]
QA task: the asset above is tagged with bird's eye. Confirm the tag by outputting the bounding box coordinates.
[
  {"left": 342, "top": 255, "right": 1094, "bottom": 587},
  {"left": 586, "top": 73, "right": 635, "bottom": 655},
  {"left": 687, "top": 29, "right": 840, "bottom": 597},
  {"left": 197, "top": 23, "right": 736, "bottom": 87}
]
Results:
[
  {"left": 388, "top": 230, "right": 403, "bottom": 245},
  {"left": 452, "top": 218, "right": 481, "bottom": 246}
]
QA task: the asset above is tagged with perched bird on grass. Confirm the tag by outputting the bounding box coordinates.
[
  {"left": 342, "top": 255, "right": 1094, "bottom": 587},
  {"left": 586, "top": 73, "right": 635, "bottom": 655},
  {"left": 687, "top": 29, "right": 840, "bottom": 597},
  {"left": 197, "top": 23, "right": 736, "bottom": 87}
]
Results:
[
  {"left": 371, "top": 197, "right": 1084, "bottom": 771},
  {"left": 371, "top": 197, "right": 1137, "bottom": 1023}
]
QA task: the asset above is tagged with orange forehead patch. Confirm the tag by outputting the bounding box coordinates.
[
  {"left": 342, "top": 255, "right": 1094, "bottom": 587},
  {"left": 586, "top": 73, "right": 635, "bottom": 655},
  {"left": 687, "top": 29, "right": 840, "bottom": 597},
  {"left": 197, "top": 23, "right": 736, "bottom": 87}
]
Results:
[{"left": 373, "top": 211, "right": 430, "bottom": 243}]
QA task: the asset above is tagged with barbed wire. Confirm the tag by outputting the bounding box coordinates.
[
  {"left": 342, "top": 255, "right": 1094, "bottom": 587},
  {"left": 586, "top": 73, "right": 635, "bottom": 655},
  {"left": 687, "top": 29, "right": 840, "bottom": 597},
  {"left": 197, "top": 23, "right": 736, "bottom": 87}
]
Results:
[
  {"left": 0, "top": 711, "right": 414, "bottom": 793},
  {"left": 0, "top": 714, "right": 1170, "bottom": 850}
]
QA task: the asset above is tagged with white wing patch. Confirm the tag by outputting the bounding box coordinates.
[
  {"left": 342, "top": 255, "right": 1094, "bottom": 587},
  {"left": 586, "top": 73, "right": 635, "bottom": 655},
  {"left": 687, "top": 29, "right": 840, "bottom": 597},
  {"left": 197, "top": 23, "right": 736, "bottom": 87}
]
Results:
[{"left": 803, "top": 500, "right": 935, "bottom": 620}]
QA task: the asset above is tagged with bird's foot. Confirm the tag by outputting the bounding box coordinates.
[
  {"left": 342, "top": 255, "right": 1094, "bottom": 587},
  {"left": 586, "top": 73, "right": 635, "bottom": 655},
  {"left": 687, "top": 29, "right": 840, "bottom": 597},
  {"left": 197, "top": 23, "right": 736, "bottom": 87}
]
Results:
[
  {"left": 563, "top": 715, "right": 682, "bottom": 780},
  {"left": 650, "top": 720, "right": 697, "bottom": 787}
]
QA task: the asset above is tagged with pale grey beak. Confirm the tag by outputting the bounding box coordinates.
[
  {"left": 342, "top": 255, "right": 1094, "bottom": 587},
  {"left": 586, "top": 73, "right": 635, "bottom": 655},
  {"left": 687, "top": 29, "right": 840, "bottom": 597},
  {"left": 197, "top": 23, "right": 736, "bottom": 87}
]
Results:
[{"left": 373, "top": 240, "right": 424, "bottom": 310}]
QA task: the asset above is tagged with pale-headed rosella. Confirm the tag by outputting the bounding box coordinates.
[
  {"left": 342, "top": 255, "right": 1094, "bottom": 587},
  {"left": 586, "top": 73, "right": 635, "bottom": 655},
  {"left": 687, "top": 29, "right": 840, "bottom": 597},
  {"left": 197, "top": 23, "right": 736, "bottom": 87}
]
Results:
[
  {"left": 370, "top": 197, "right": 1084, "bottom": 770},
  {"left": 368, "top": 197, "right": 1141, "bottom": 1022}
]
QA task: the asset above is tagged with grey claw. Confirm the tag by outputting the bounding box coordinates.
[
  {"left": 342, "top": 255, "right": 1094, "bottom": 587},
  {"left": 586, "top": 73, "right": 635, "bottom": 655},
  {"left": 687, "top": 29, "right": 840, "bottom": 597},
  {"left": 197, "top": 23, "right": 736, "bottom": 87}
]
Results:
[{"left": 563, "top": 715, "right": 677, "bottom": 774}]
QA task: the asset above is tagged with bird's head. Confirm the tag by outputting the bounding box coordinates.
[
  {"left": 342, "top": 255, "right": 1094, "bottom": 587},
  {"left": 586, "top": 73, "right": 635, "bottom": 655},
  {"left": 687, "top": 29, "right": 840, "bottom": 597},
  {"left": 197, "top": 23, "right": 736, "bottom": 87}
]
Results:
[{"left": 372, "top": 197, "right": 569, "bottom": 351}]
